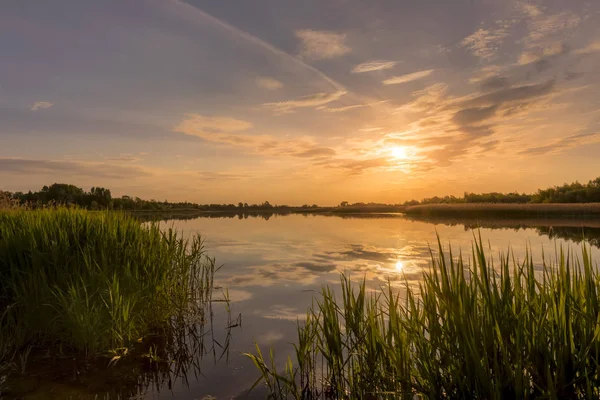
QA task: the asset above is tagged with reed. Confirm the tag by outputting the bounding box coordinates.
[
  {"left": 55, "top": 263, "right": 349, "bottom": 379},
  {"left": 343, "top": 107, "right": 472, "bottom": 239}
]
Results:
[
  {"left": 246, "top": 236, "right": 600, "bottom": 399},
  {"left": 404, "top": 203, "right": 600, "bottom": 218},
  {"left": 0, "top": 208, "right": 215, "bottom": 362}
]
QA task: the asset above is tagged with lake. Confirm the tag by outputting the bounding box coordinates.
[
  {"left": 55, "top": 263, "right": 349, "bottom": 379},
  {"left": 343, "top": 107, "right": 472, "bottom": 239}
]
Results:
[
  {"left": 15, "top": 213, "right": 600, "bottom": 399},
  {"left": 135, "top": 213, "right": 599, "bottom": 399}
]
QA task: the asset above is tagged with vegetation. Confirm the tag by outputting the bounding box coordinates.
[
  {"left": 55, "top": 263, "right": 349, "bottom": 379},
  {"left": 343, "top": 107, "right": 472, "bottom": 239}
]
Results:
[
  {"left": 404, "top": 203, "right": 600, "bottom": 218},
  {"left": 3, "top": 177, "right": 600, "bottom": 219},
  {"left": 0, "top": 208, "right": 216, "bottom": 379},
  {"left": 404, "top": 177, "right": 600, "bottom": 205},
  {"left": 247, "top": 237, "right": 600, "bottom": 399},
  {"left": 402, "top": 214, "right": 600, "bottom": 248},
  {"left": 2, "top": 183, "right": 295, "bottom": 212}
]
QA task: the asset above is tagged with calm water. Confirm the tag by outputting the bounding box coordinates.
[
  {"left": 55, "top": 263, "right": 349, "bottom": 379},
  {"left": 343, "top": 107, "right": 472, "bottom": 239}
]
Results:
[
  {"left": 137, "top": 213, "right": 600, "bottom": 399},
  {"left": 18, "top": 214, "right": 600, "bottom": 399}
]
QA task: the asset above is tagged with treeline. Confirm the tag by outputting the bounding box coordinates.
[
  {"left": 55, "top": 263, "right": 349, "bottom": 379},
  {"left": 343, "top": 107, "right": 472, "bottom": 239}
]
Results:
[
  {"left": 404, "top": 177, "right": 600, "bottom": 205},
  {"left": 3, "top": 177, "right": 600, "bottom": 212},
  {"left": 1, "top": 183, "right": 300, "bottom": 211}
]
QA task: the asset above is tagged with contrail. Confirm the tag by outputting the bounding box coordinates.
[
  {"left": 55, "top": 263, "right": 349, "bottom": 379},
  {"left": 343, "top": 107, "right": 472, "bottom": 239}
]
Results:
[{"left": 169, "top": 0, "right": 347, "bottom": 92}]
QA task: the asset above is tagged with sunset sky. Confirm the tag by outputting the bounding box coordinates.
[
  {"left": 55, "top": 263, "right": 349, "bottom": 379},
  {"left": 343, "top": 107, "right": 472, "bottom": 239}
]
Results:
[{"left": 2, "top": 0, "right": 600, "bottom": 205}]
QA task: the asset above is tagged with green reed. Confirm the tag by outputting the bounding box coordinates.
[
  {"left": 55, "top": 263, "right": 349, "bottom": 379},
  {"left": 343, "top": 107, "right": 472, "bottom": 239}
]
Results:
[
  {"left": 0, "top": 208, "right": 215, "bottom": 362},
  {"left": 246, "top": 236, "right": 600, "bottom": 399}
]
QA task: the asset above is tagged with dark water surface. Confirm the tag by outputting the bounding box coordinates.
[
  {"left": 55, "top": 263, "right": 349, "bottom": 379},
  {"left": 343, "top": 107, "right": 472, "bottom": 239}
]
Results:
[
  {"left": 12, "top": 214, "right": 600, "bottom": 399},
  {"left": 144, "top": 213, "right": 600, "bottom": 399}
]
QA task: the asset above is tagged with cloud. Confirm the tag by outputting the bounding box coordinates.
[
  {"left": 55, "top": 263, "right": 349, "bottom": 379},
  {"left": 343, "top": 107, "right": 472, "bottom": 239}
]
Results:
[
  {"left": 295, "top": 147, "right": 336, "bottom": 158},
  {"left": 197, "top": 171, "right": 248, "bottom": 181},
  {"left": 256, "top": 77, "right": 283, "bottom": 90},
  {"left": 263, "top": 90, "right": 346, "bottom": 114},
  {"left": 0, "top": 157, "right": 151, "bottom": 179},
  {"left": 106, "top": 153, "right": 140, "bottom": 162},
  {"left": 173, "top": 114, "right": 253, "bottom": 143},
  {"left": 295, "top": 29, "right": 350, "bottom": 60},
  {"left": 518, "top": 42, "right": 570, "bottom": 65},
  {"left": 171, "top": 1, "right": 346, "bottom": 91},
  {"left": 517, "top": 5, "right": 580, "bottom": 65},
  {"left": 352, "top": 60, "right": 398, "bottom": 73},
  {"left": 383, "top": 69, "right": 434, "bottom": 85},
  {"left": 30, "top": 101, "right": 53, "bottom": 111},
  {"left": 337, "top": 157, "right": 390, "bottom": 175},
  {"left": 320, "top": 104, "right": 365, "bottom": 113},
  {"left": 519, "top": 3, "right": 542, "bottom": 18},
  {"left": 464, "top": 80, "right": 555, "bottom": 107},
  {"left": 452, "top": 105, "right": 498, "bottom": 126},
  {"left": 292, "top": 261, "right": 337, "bottom": 272},
  {"left": 388, "top": 75, "right": 561, "bottom": 172},
  {"left": 174, "top": 114, "right": 336, "bottom": 160},
  {"left": 574, "top": 40, "right": 600, "bottom": 55},
  {"left": 479, "top": 76, "right": 510, "bottom": 92},
  {"left": 461, "top": 28, "right": 508, "bottom": 60},
  {"left": 173, "top": 114, "right": 267, "bottom": 149},
  {"left": 519, "top": 131, "right": 600, "bottom": 156},
  {"left": 526, "top": 12, "right": 580, "bottom": 45}
]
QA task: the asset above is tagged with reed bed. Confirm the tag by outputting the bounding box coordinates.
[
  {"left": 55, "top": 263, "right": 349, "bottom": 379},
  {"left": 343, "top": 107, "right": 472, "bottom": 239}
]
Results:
[
  {"left": 0, "top": 208, "right": 215, "bottom": 364},
  {"left": 247, "top": 237, "right": 600, "bottom": 399},
  {"left": 403, "top": 203, "right": 600, "bottom": 218}
]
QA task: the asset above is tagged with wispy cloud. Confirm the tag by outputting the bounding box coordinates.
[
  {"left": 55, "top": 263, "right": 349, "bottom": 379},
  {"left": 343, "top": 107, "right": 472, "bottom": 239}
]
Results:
[
  {"left": 517, "top": 4, "right": 580, "bottom": 65},
  {"left": 383, "top": 70, "right": 434, "bottom": 85},
  {"left": 463, "top": 80, "right": 555, "bottom": 108},
  {"left": 452, "top": 105, "right": 499, "bottom": 126},
  {"left": 519, "top": 131, "right": 600, "bottom": 156},
  {"left": 30, "top": 101, "right": 53, "bottom": 111},
  {"left": 256, "top": 77, "right": 283, "bottom": 90},
  {"left": 105, "top": 153, "right": 141, "bottom": 163},
  {"left": 526, "top": 11, "right": 580, "bottom": 45},
  {"left": 479, "top": 76, "right": 510, "bottom": 92},
  {"left": 197, "top": 171, "right": 249, "bottom": 181},
  {"left": 574, "top": 40, "right": 600, "bottom": 55},
  {"left": 518, "top": 41, "right": 570, "bottom": 65},
  {"left": 174, "top": 114, "right": 253, "bottom": 140},
  {"left": 295, "top": 30, "right": 350, "bottom": 60},
  {"left": 173, "top": 114, "right": 336, "bottom": 160},
  {"left": 352, "top": 60, "right": 398, "bottom": 73},
  {"left": 320, "top": 104, "right": 366, "bottom": 113},
  {"left": 0, "top": 157, "right": 150, "bottom": 179},
  {"left": 387, "top": 75, "right": 561, "bottom": 171},
  {"left": 519, "top": 3, "right": 543, "bottom": 18},
  {"left": 461, "top": 28, "right": 508, "bottom": 60},
  {"left": 263, "top": 90, "right": 347, "bottom": 114},
  {"left": 170, "top": 1, "right": 346, "bottom": 91}
]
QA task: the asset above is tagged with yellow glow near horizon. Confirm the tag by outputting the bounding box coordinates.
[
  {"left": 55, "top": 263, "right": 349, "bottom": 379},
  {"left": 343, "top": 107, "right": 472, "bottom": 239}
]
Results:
[
  {"left": 395, "top": 260, "right": 404, "bottom": 271},
  {"left": 391, "top": 146, "right": 408, "bottom": 159}
]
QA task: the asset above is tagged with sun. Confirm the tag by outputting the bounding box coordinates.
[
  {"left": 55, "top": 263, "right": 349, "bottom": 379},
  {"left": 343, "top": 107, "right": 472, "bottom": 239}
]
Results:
[
  {"left": 391, "top": 146, "right": 408, "bottom": 159},
  {"left": 395, "top": 261, "right": 404, "bottom": 271}
]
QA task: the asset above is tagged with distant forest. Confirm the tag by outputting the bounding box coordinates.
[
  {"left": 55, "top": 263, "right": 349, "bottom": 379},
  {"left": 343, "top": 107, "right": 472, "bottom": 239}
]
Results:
[
  {"left": 403, "top": 177, "right": 600, "bottom": 205},
  {"left": 0, "top": 183, "right": 305, "bottom": 211},
  {"left": 2, "top": 177, "right": 600, "bottom": 211}
]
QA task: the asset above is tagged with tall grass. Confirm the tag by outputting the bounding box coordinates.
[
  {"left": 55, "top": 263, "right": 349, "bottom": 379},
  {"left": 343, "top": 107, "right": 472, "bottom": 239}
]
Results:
[
  {"left": 404, "top": 203, "right": 600, "bottom": 218},
  {"left": 0, "top": 208, "right": 215, "bottom": 362},
  {"left": 246, "top": 236, "right": 600, "bottom": 399}
]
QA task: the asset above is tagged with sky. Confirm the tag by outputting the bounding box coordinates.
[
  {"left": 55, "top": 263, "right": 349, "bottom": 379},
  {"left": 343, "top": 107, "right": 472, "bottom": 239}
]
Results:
[{"left": 1, "top": 0, "right": 600, "bottom": 205}]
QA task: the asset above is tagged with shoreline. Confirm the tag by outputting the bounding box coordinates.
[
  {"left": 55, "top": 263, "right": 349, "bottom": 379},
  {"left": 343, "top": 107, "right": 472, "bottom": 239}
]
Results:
[{"left": 126, "top": 203, "right": 600, "bottom": 220}]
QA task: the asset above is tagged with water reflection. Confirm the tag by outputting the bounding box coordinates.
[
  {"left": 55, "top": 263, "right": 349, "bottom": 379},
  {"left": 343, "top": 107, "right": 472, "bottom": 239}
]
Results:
[
  {"left": 404, "top": 214, "right": 600, "bottom": 248},
  {"left": 3, "top": 299, "right": 240, "bottom": 399},
  {"left": 134, "top": 213, "right": 600, "bottom": 397}
]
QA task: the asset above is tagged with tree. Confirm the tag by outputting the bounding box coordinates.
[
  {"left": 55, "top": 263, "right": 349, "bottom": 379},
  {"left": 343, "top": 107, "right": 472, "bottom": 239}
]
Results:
[{"left": 340, "top": 201, "right": 349, "bottom": 207}]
